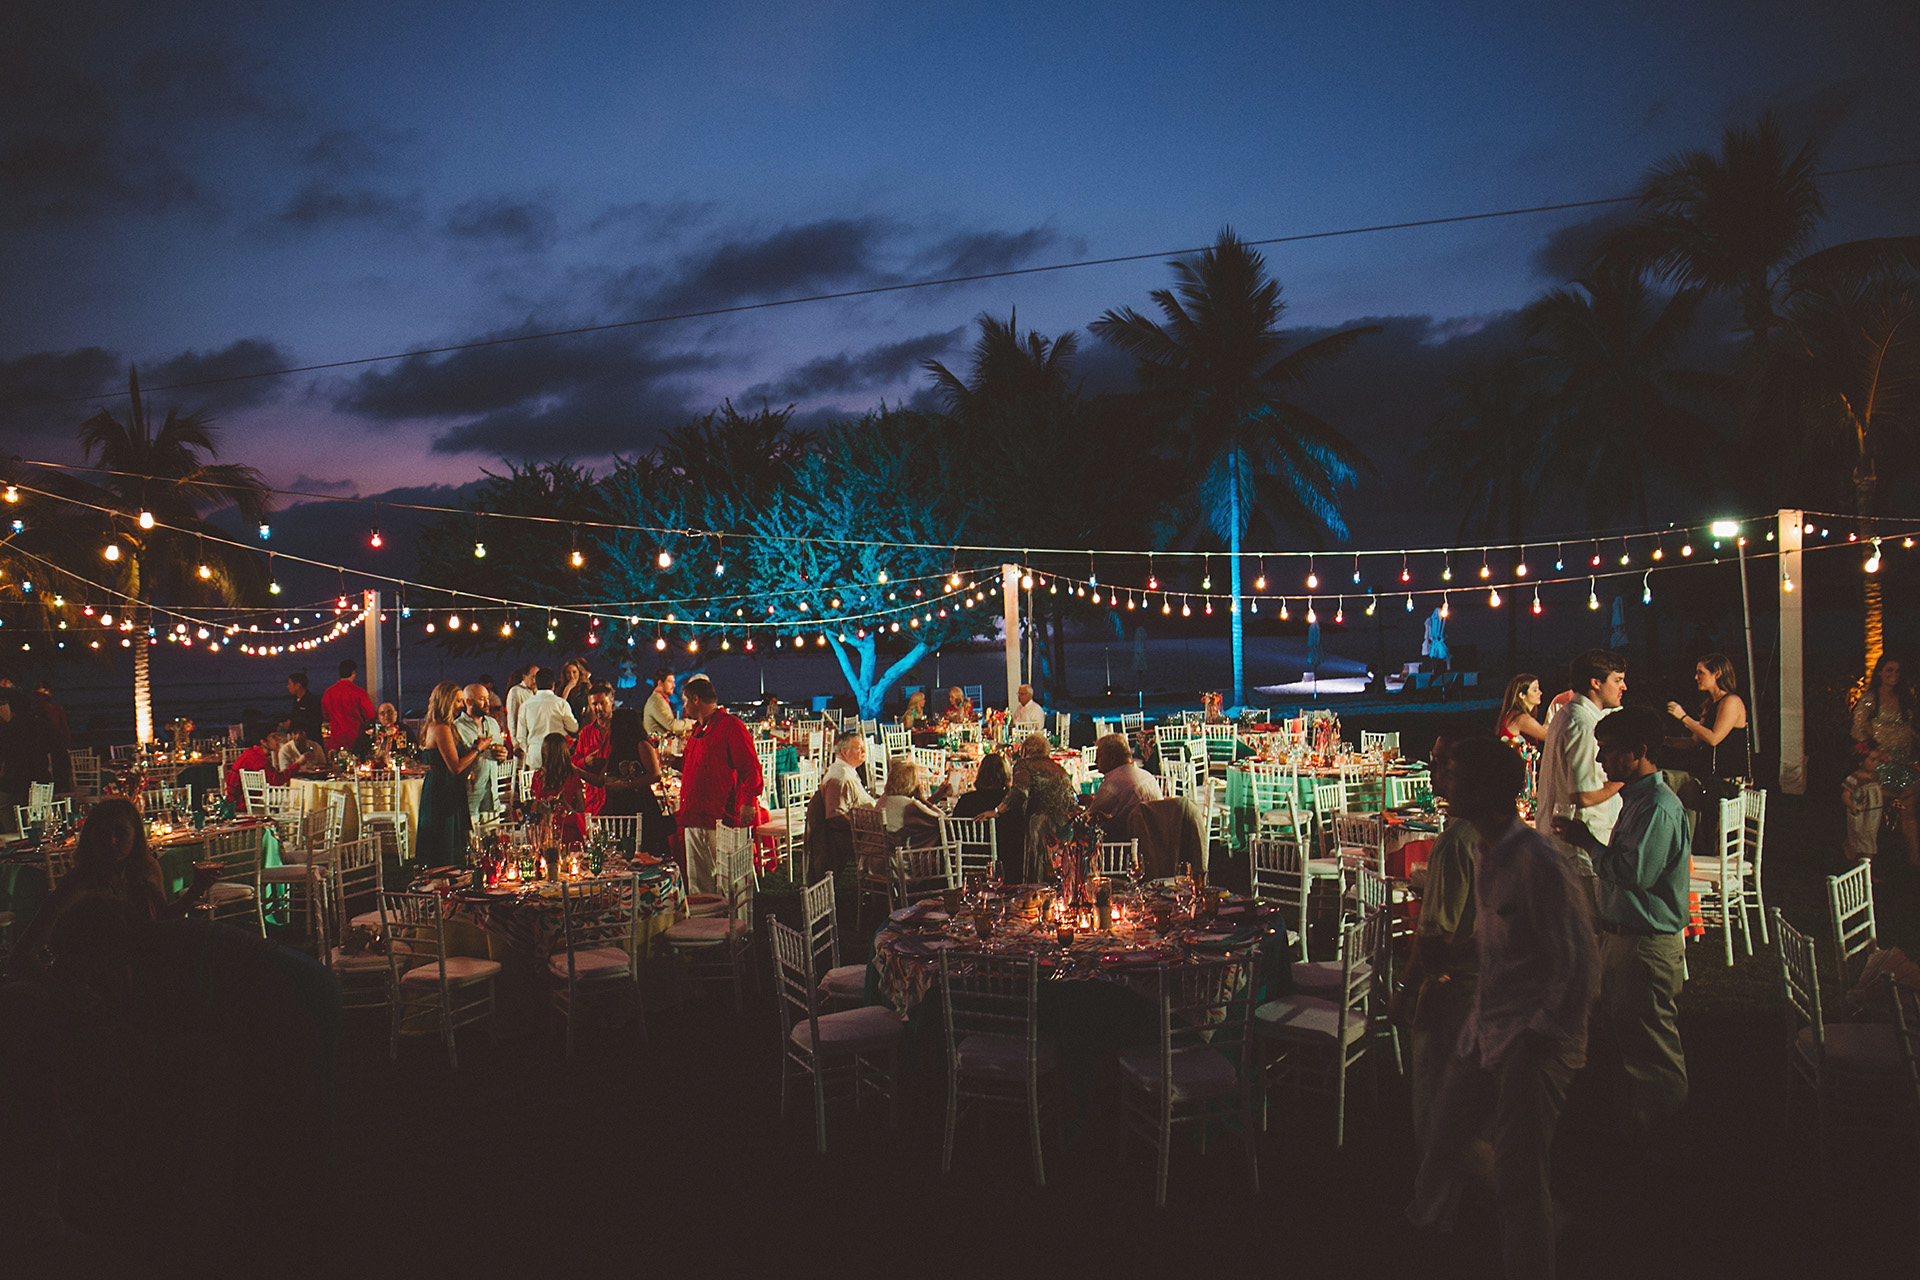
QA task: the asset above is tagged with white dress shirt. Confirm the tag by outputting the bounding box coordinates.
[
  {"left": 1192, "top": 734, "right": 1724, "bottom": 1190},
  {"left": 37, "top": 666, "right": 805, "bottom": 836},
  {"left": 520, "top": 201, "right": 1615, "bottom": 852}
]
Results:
[
  {"left": 819, "top": 757, "right": 874, "bottom": 816},
  {"left": 1534, "top": 696, "right": 1621, "bottom": 846},
  {"left": 515, "top": 690, "right": 578, "bottom": 770},
  {"left": 1009, "top": 698, "right": 1046, "bottom": 729},
  {"left": 504, "top": 684, "right": 534, "bottom": 746}
]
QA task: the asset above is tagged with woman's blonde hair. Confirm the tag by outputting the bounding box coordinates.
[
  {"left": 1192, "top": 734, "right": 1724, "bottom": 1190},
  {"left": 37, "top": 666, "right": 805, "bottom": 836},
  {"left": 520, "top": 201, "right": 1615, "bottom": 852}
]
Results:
[
  {"left": 425, "top": 680, "right": 461, "bottom": 726},
  {"left": 884, "top": 756, "right": 920, "bottom": 796},
  {"left": 1019, "top": 733, "right": 1050, "bottom": 760}
]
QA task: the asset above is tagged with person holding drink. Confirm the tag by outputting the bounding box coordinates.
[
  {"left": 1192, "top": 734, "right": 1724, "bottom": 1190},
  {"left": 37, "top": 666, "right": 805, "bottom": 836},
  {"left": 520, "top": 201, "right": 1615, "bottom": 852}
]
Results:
[
  {"left": 458, "top": 683, "right": 507, "bottom": 825},
  {"left": 1535, "top": 649, "right": 1626, "bottom": 847},
  {"left": 416, "top": 681, "right": 494, "bottom": 867}
]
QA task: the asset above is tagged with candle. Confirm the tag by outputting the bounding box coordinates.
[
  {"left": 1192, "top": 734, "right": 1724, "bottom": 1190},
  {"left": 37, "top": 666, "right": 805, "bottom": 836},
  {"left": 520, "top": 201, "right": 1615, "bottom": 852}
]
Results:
[{"left": 1056, "top": 926, "right": 1075, "bottom": 947}]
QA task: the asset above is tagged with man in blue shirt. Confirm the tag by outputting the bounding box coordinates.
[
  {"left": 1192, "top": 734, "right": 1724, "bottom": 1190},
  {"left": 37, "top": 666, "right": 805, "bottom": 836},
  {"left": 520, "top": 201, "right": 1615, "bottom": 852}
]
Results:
[{"left": 1556, "top": 704, "right": 1690, "bottom": 1153}]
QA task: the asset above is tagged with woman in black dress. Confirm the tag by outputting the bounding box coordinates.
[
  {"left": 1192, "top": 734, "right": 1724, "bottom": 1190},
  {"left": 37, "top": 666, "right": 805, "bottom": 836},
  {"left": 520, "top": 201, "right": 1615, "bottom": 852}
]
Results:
[
  {"left": 575, "top": 706, "right": 671, "bottom": 857},
  {"left": 1666, "top": 652, "right": 1749, "bottom": 790}
]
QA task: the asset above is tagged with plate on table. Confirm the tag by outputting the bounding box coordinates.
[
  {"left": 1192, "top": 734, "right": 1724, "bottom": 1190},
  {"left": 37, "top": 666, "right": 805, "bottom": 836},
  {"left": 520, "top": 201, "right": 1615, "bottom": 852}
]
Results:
[
  {"left": 888, "top": 905, "right": 949, "bottom": 925},
  {"left": 1102, "top": 948, "right": 1167, "bottom": 967},
  {"left": 890, "top": 936, "right": 958, "bottom": 959}
]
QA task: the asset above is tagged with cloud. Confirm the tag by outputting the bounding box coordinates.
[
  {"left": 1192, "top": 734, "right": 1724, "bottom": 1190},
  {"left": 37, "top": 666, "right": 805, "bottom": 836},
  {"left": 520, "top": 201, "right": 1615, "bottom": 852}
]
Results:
[
  {"left": 143, "top": 338, "right": 295, "bottom": 413},
  {"left": 277, "top": 181, "right": 419, "bottom": 230},
  {"left": 1529, "top": 208, "right": 1637, "bottom": 282},
  {"left": 650, "top": 217, "right": 895, "bottom": 312},
  {"left": 748, "top": 327, "right": 965, "bottom": 400},
  {"left": 288, "top": 474, "right": 358, "bottom": 494},
  {"left": 298, "top": 124, "right": 413, "bottom": 177},
  {"left": 914, "top": 226, "right": 1065, "bottom": 277},
  {"left": 127, "top": 42, "right": 275, "bottom": 121},
  {"left": 443, "top": 196, "right": 557, "bottom": 253}
]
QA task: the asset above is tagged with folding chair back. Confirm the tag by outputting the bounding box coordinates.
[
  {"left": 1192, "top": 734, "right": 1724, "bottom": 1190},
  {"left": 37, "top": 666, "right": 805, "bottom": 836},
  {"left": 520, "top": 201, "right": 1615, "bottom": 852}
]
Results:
[
  {"left": 1826, "top": 861, "right": 1877, "bottom": 984},
  {"left": 940, "top": 815, "right": 1000, "bottom": 880}
]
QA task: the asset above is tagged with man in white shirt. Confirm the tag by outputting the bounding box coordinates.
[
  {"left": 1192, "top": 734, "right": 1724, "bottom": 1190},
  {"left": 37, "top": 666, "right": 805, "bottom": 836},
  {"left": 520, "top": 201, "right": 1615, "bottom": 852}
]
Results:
[
  {"left": 1008, "top": 684, "right": 1045, "bottom": 730},
  {"left": 643, "top": 668, "right": 679, "bottom": 741},
  {"left": 458, "top": 683, "right": 505, "bottom": 823},
  {"left": 806, "top": 730, "right": 875, "bottom": 878},
  {"left": 514, "top": 668, "right": 577, "bottom": 770},
  {"left": 1084, "top": 733, "right": 1162, "bottom": 839},
  {"left": 1535, "top": 648, "right": 1627, "bottom": 846},
  {"left": 1409, "top": 736, "right": 1598, "bottom": 1280},
  {"left": 275, "top": 726, "right": 326, "bottom": 774},
  {"left": 503, "top": 665, "right": 538, "bottom": 753}
]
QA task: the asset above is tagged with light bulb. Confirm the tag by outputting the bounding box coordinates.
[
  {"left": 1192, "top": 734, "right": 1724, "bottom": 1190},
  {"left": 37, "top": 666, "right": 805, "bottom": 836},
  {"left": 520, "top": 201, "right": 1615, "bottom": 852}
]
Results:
[
  {"left": 1439, "top": 599, "right": 1449, "bottom": 619},
  {"left": 1306, "top": 607, "right": 1318, "bottom": 624},
  {"left": 258, "top": 523, "right": 271, "bottom": 540},
  {"left": 370, "top": 528, "right": 383, "bottom": 548},
  {"left": 1147, "top": 576, "right": 1158, "bottom": 590},
  {"left": 270, "top": 580, "right": 281, "bottom": 595},
  {"left": 1161, "top": 600, "right": 1171, "bottom": 615},
  {"left": 1406, "top": 595, "right": 1414, "bottom": 611},
  {"left": 657, "top": 549, "right": 673, "bottom": 569},
  {"left": 1588, "top": 592, "right": 1599, "bottom": 611},
  {"left": 570, "top": 548, "right": 584, "bottom": 568},
  {"left": 876, "top": 571, "right": 888, "bottom": 584},
  {"left": 138, "top": 510, "right": 155, "bottom": 529},
  {"left": 1254, "top": 575, "right": 1265, "bottom": 590},
  {"left": 448, "top": 614, "right": 460, "bottom": 629},
  {"left": 1489, "top": 588, "right": 1501, "bottom": 607},
  {"left": 2, "top": 486, "right": 14, "bottom": 502},
  {"left": 1306, "top": 572, "right": 1318, "bottom": 590},
  {"left": 1532, "top": 593, "right": 1542, "bottom": 615},
  {"left": 1516, "top": 561, "right": 1528, "bottom": 576},
  {"left": 715, "top": 561, "right": 726, "bottom": 577},
  {"left": 1334, "top": 604, "right": 1343, "bottom": 624},
  {"left": 1479, "top": 563, "right": 1490, "bottom": 579},
  {"left": 500, "top": 622, "right": 513, "bottom": 637},
  {"left": 104, "top": 543, "right": 121, "bottom": 561},
  {"left": 474, "top": 541, "right": 487, "bottom": 558},
  {"left": 1681, "top": 544, "right": 1693, "bottom": 557},
  {"left": 197, "top": 563, "right": 211, "bottom": 579},
  {"left": 1021, "top": 572, "right": 1033, "bottom": 589},
  {"left": 1181, "top": 601, "right": 1191, "bottom": 617}
]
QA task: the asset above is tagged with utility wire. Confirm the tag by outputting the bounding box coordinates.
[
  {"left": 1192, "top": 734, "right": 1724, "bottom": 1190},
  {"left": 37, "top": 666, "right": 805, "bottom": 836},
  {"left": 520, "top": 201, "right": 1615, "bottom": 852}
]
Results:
[{"left": 11, "top": 158, "right": 1916, "bottom": 410}]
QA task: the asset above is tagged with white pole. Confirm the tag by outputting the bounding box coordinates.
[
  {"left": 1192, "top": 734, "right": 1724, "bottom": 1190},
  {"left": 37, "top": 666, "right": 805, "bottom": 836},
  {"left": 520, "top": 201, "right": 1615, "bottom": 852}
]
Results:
[
  {"left": 1778, "top": 510, "right": 1805, "bottom": 794},
  {"left": 363, "top": 590, "right": 383, "bottom": 707},
  {"left": 1735, "top": 537, "right": 1757, "bottom": 754},
  {"left": 1001, "top": 564, "right": 1020, "bottom": 712}
]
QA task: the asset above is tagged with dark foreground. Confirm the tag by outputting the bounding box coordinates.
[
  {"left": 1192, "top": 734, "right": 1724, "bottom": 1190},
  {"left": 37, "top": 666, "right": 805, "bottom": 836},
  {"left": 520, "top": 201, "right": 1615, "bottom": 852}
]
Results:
[{"left": 34, "top": 794, "right": 1920, "bottom": 1279}]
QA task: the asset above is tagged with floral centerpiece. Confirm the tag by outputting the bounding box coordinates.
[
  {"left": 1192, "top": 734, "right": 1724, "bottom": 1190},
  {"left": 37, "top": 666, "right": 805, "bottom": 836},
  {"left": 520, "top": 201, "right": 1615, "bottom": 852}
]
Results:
[
  {"left": 1201, "top": 691, "right": 1225, "bottom": 723},
  {"left": 166, "top": 718, "right": 196, "bottom": 754},
  {"left": 1044, "top": 810, "right": 1103, "bottom": 909}
]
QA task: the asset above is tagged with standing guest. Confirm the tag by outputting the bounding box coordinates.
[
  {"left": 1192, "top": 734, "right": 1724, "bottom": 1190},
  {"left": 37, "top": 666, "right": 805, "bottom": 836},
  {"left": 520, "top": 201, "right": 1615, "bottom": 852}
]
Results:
[
  {"left": 643, "top": 667, "right": 678, "bottom": 740},
  {"left": 1849, "top": 654, "right": 1916, "bottom": 868},
  {"left": 576, "top": 707, "right": 669, "bottom": 854},
  {"left": 569, "top": 683, "right": 616, "bottom": 817},
  {"left": 901, "top": 689, "right": 929, "bottom": 731},
  {"left": 560, "top": 659, "right": 592, "bottom": 726},
  {"left": 532, "top": 733, "right": 586, "bottom": 844},
  {"left": 1557, "top": 705, "right": 1691, "bottom": 1157},
  {"left": 275, "top": 726, "right": 327, "bottom": 775},
  {"left": 1390, "top": 730, "right": 1482, "bottom": 1158},
  {"left": 1083, "top": 734, "right": 1163, "bottom": 839},
  {"left": 1535, "top": 648, "right": 1626, "bottom": 846},
  {"left": 878, "top": 758, "right": 945, "bottom": 846},
  {"left": 1008, "top": 684, "right": 1045, "bottom": 731},
  {"left": 320, "top": 659, "right": 377, "bottom": 755},
  {"left": 503, "top": 664, "right": 539, "bottom": 753},
  {"left": 1496, "top": 674, "right": 1548, "bottom": 747},
  {"left": 939, "top": 686, "right": 976, "bottom": 724},
  {"left": 514, "top": 668, "right": 578, "bottom": 770},
  {"left": 806, "top": 729, "right": 875, "bottom": 878},
  {"left": 285, "top": 671, "right": 323, "bottom": 742},
  {"left": 476, "top": 674, "right": 505, "bottom": 718},
  {"left": 676, "top": 675, "right": 763, "bottom": 889},
  {"left": 983, "top": 734, "right": 1075, "bottom": 881},
  {"left": 223, "top": 729, "right": 288, "bottom": 806},
  {"left": 371, "top": 702, "right": 411, "bottom": 754},
  {"left": 415, "top": 682, "right": 490, "bottom": 867},
  {"left": 29, "top": 681, "right": 74, "bottom": 796},
  {"left": 1666, "top": 653, "right": 1749, "bottom": 791},
  {"left": 457, "top": 683, "right": 505, "bottom": 826},
  {"left": 1408, "top": 738, "right": 1598, "bottom": 1280}
]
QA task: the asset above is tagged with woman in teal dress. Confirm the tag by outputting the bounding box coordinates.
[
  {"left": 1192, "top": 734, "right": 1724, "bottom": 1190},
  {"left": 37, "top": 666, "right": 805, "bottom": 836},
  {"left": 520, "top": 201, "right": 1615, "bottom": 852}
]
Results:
[{"left": 416, "top": 681, "right": 495, "bottom": 867}]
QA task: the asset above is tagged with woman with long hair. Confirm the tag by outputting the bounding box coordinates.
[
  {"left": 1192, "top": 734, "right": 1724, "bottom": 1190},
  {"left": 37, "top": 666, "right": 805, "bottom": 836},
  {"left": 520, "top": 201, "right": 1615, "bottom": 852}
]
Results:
[
  {"left": 533, "top": 732, "right": 586, "bottom": 844},
  {"left": 1666, "top": 653, "right": 1749, "bottom": 788},
  {"left": 415, "top": 681, "right": 492, "bottom": 867},
  {"left": 575, "top": 707, "right": 668, "bottom": 854},
  {"left": 940, "top": 686, "right": 975, "bottom": 725},
  {"left": 1851, "top": 655, "right": 1916, "bottom": 866},
  {"left": 901, "top": 688, "right": 928, "bottom": 731},
  {"left": 1496, "top": 674, "right": 1547, "bottom": 746},
  {"left": 877, "top": 757, "right": 944, "bottom": 846}
]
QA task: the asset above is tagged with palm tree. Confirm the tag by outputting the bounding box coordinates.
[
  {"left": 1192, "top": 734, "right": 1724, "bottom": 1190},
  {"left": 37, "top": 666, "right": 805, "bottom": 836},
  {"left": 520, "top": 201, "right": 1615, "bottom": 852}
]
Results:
[
  {"left": 1415, "top": 348, "right": 1549, "bottom": 669},
  {"left": 1777, "top": 270, "right": 1920, "bottom": 676},
  {"left": 1523, "top": 267, "right": 1719, "bottom": 530},
  {"left": 1091, "top": 229, "right": 1377, "bottom": 706},
  {"left": 923, "top": 311, "right": 1079, "bottom": 424},
  {"left": 60, "top": 367, "right": 271, "bottom": 743}
]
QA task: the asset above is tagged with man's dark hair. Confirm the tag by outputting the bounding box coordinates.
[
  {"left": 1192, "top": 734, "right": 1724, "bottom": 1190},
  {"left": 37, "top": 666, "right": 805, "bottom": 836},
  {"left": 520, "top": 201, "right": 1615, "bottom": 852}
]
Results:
[
  {"left": 1446, "top": 736, "right": 1526, "bottom": 800},
  {"left": 681, "top": 674, "right": 716, "bottom": 705},
  {"left": 535, "top": 668, "right": 555, "bottom": 690},
  {"left": 338, "top": 659, "right": 357, "bottom": 679},
  {"left": 1596, "top": 704, "right": 1667, "bottom": 757},
  {"left": 288, "top": 671, "right": 309, "bottom": 691},
  {"left": 653, "top": 666, "right": 675, "bottom": 685},
  {"left": 589, "top": 681, "right": 615, "bottom": 697},
  {"left": 1568, "top": 648, "right": 1625, "bottom": 698}
]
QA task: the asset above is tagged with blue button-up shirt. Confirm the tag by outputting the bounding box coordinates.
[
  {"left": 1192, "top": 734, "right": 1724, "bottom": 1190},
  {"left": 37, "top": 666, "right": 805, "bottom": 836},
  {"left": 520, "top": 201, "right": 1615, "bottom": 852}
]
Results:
[{"left": 1576, "top": 770, "right": 1690, "bottom": 934}]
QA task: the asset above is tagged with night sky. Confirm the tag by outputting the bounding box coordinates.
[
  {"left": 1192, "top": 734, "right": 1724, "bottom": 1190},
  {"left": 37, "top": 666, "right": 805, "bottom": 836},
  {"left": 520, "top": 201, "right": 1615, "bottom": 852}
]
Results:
[{"left": 4, "top": 0, "right": 1916, "bottom": 546}]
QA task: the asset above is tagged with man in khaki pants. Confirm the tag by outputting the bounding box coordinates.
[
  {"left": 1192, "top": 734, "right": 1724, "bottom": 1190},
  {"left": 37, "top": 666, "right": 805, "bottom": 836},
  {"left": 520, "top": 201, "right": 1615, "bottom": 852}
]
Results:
[{"left": 1556, "top": 704, "right": 1690, "bottom": 1155}]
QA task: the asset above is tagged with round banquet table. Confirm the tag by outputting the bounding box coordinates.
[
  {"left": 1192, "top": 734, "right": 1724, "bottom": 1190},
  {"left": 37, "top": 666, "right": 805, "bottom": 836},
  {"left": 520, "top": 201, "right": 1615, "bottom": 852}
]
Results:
[
  {"left": 290, "top": 774, "right": 425, "bottom": 854},
  {"left": 0, "top": 818, "right": 285, "bottom": 932}
]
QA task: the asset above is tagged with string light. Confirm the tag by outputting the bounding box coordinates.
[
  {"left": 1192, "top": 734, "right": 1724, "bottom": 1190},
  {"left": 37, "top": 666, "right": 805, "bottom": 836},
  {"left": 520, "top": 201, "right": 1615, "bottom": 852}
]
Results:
[
  {"left": 1588, "top": 580, "right": 1599, "bottom": 610},
  {"left": 1405, "top": 594, "right": 1414, "bottom": 612},
  {"left": 1334, "top": 598, "right": 1344, "bottom": 624},
  {"left": 1352, "top": 555, "right": 1362, "bottom": 585},
  {"left": 1489, "top": 587, "right": 1501, "bottom": 607},
  {"left": 1306, "top": 603, "right": 1318, "bottom": 625},
  {"left": 1642, "top": 572, "right": 1653, "bottom": 604},
  {"left": 103, "top": 542, "right": 120, "bottom": 561},
  {"left": 1441, "top": 553, "right": 1452, "bottom": 583},
  {"left": 1254, "top": 557, "right": 1265, "bottom": 591},
  {"left": 2, "top": 486, "right": 14, "bottom": 502},
  {"left": 1280, "top": 599, "right": 1290, "bottom": 621},
  {"left": 1865, "top": 539, "right": 1882, "bottom": 573},
  {"left": 1181, "top": 598, "right": 1191, "bottom": 617},
  {"left": 1201, "top": 555, "right": 1211, "bottom": 591},
  {"left": 1399, "top": 553, "right": 1410, "bottom": 584},
  {"left": 1147, "top": 554, "right": 1158, "bottom": 591},
  {"left": 1532, "top": 588, "right": 1542, "bottom": 615},
  {"left": 258, "top": 523, "right": 271, "bottom": 541},
  {"left": 1439, "top": 594, "right": 1449, "bottom": 619},
  {"left": 657, "top": 548, "right": 673, "bottom": 569},
  {"left": 1305, "top": 556, "right": 1317, "bottom": 590},
  {"left": 1479, "top": 549, "right": 1490, "bottom": 579},
  {"left": 369, "top": 525, "right": 383, "bottom": 548},
  {"left": 138, "top": 510, "right": 154, "bottom": 529},
  {"left": 1365, "top": 594, "right": 1377, "bottom": 616}
]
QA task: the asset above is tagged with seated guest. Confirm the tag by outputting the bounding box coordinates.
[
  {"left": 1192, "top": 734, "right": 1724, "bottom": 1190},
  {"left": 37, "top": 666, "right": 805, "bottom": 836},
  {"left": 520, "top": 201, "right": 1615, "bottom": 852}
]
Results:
[
  {"left": 939, "top": 686, "right": 976, "bottom": 724},
  {"left": 805, "top": 730, "right": 874, "bottom": 878},
  {"left": 224, "top": 729, "right": 289, "bottom": 806},
  {"left": 901, "top": 689, "right": 929, "bottom": 731},
  {"left": 950, "top": 752, "right": 1010, "bottom": 819},
  {"left": 532, "top": 732, "right": 586, "bottom": 844},
  {"left": 371, "top": 702, "right": 410, "bottom": 754},
  {"left": 1009, "top": 684, "right": 1045, "bottom": 730},
  {"left": 878, "top": 758, "right": 945, "bottom": 846},
  {"left": 1084, "top": 733, "right": 1164, "bottom": 839},
  {"left": 275, "top": 726, "right": 328, "bottom": 774}
]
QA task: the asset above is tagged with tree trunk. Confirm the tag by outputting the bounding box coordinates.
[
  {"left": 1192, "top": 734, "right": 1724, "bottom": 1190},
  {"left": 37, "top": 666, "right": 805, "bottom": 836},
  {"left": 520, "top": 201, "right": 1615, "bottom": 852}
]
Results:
[
  {"left": 1229, "top": 447, "right": 1245, "bottom": 708},
  {"left": 830, "top": 634, "right": 928, "bottom": 719},
  {"left": 133, "top": 601, "right": 154, "bottom": 744},
  {"left": 1857, "top": 460, "right": 1881, "bottom": 681}
]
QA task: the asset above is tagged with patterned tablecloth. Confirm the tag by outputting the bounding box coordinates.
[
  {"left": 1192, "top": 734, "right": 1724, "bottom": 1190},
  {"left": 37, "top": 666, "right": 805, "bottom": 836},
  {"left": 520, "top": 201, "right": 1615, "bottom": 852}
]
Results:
[
  {"left": 431, "top": 863, "right": 686, "bottom": 962},
  {"left": 866, "top": 893, "right": 1284, "bottom": 1020},
  {"left": 0, "top": 818, "right": 282, "bottom": 929}
]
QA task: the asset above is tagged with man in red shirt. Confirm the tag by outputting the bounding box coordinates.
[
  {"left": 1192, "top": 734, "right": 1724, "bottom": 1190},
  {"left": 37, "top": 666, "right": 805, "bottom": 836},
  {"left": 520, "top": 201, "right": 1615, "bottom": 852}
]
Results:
[
  {"left": 224, "top": 730, "right": 290, "bottom": 805},
  {"left": 321, "top": 659, "right": 377, "bottom": 754},
  {"left": 570, "top": 683, "right": 616, "bottom": 817},
  {"left": 676, "top": 675, "right": 762, "bottom": 830}
]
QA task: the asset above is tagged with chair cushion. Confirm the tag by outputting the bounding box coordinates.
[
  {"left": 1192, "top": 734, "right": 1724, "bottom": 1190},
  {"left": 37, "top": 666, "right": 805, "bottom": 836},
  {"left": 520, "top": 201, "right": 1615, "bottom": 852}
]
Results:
[
  {"left": 819, "top": 964, "right": 867, "bottom": 998},
  {"left": 1116, "top": 1045, "right": 1240, "bottom": 1099},
  {"left": 1303, "top": 858, "right": 1345, "bottom": 878},
  {"left": 664, "top": 917, "right": 745, "bottom": 946},
  {"left": 1253, "top": 994, "right": 1367, "bottom": 1043},
  {"left": 1257, "top": 809, "right": 1303, "bottom": 827},
  {"left": 349, "top": 910, "right": 383, "bottom": 931},
  {"left": 686, "top": 893, "right": 728, "bottom": 918},
  {"left": 260, "top": 865, "right": 322, "bottom": 884},
  {"left": 752, "top": 818, "right": 788, "bottom": 840},
  {"left": 790, "top": 1004, "right": 905, "bottom": 1054},
  {"left": 1291, "top": 958, "right": 1371, "bottom": 990},
  {"left": 207, "top": 882, "right": 255, "bottom": 903},
  {"left": 957, "top": 1033, "right": 1058, "bottom": 1078},
  {"left": 548, "top": 946, "right": 633, "bottom": 979},
  {"left": 1798, "top": 1022, "right": 1904, "bottom": 1074},
  {"left": 330, "top": 941, "right": 410, "bottom": 971},
  {"left": 400, "top": 956, "right": 502, "bottom": 985}
]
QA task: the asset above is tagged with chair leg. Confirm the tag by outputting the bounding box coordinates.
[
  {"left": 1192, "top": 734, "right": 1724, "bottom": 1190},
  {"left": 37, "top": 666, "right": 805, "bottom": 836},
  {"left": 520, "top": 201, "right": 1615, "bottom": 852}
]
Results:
[
  {"left": 1028, "top": 1083, "right": 1046, "bottom": 1187},
  {"left": 812, "top": 1057, "right": 829, "bottom": 1155},
  {"left": 1154, "top": 1095, "right": 1173, "bottom": 1209},
  {"left": 942, "top": 1073, "right": 959, "bottom": 1173}
]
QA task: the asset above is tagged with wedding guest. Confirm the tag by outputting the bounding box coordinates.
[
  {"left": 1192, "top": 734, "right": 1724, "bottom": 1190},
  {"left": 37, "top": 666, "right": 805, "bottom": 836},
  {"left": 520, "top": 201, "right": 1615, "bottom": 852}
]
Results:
[
  {"left": 806, "top": 729, "right": 874, "bottom": 878},
  {"left": 1535, "top": 648, "right": 1626, "bottom": 846},
  {"left": 532, "top": 733, "right": 586, "bottom": 843},
  {"left": 576, "top": 706, "right": 669, "bottom": 855},
  {"left": 371, "top": 702, "right": 410, "bottom": 754},
  {"left": 285, "top": 671, "right": 322, "bottom": 742},
  {"left": 560, "top": 659, "right": 592, "bottom": 725},
  {"left": 275, "top": 726, "right": 327, "bottom": 774},
  {"left": 568, "top": 683, "right": 616, "bottom": 817},
  {"left": 950, "top": 752, "right": 1009, "bottom": 819},
  {"left": 1408, "top": 737, "right": 1597, "bottom": 1280},
  {"left": 982, "top": 734, "right": 1074, "bottom": 880},
  {"left": 1008, "top": 683, "right": 1045, "bottom": 731},
  {"left": 939, "top": 686, "right": 975, "bottom": 724},
  {"left": 878, "top": 757, "right": 945, "bottom": 846},
  {"left": 1850, "top": 654, "right": 1917, "bottom": 868},
  {"left": 1666, "top": 653, "right": 1749, "bottom": 790},
  {"left": 415, "top": 682, "right": 490, "bottom": 867},
  {"left": 643, "top": 667, "right": 678, "bottom": 740},
  {"left": 223, "top": 728, "right": 288, "bottom": 806},
  {"left": 900, "top": 689, "right": 928, "bottom": 731},
  {"left": 458, "top": 683, "right": 505, "bottom": 825},
  {"left": 513, "top": 668, "right": 578, "bottom": 770},
  {"left": 503, "top": 664, "right": 539, "bottom": 751},
  {"left": 320, "top": 659, "right": 376, "bottom": 755},
  {"left": 1083, "top": 733, "right": 1163, "bottom": 839},
  {"left": 1496, "top": 673, "right": 1548, "bottom": 746},
  {"left": 675, "top": 675, "right": 762, "bottom": 831}
]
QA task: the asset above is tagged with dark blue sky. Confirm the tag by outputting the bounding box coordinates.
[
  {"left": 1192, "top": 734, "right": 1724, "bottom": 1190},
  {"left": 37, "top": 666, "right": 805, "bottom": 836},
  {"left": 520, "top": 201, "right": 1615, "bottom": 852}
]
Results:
[{"left": 3, "top": 0, "right": 1915, "bottom": 541}]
